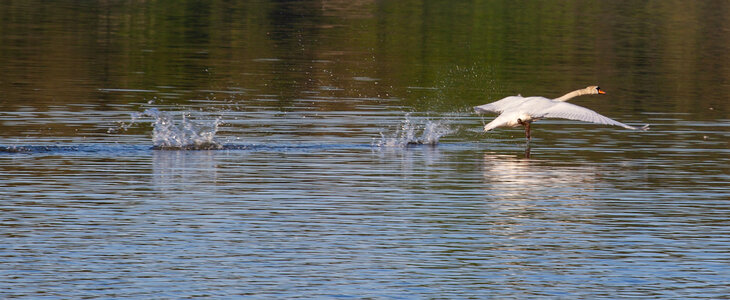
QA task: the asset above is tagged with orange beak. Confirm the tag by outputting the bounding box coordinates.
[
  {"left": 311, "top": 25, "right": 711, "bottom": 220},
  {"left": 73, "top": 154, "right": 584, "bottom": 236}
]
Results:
[{"left": 597, "top": 88, "right": 606, "bottom": 94}]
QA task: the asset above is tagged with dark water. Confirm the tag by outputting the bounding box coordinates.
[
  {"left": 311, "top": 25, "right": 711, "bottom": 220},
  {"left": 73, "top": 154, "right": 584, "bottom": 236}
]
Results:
[{"left": 1, "top": 1, "right": 729, "bottom": 298}]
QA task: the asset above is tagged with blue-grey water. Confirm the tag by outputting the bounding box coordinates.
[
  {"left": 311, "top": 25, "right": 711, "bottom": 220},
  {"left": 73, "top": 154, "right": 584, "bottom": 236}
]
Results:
[{"left": 1, "top": 1, "right": 729, "bottom": 298}]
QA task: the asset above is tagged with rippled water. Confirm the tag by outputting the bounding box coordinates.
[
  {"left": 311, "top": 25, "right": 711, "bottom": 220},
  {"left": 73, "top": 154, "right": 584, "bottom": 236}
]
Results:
[{"left": 2, "top": 1, "right": 730, "bottom": 298}]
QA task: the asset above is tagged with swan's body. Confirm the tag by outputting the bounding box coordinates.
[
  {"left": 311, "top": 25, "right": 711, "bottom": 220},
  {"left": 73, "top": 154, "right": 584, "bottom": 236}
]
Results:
[{"left": 474, "top": 86, "right": 647, "bottom": 140}]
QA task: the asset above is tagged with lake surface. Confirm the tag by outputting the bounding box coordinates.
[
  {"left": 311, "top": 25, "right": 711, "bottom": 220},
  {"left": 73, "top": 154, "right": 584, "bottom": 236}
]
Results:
[{"left": 1, "top": 1, "right": 729, "bottom": 298}]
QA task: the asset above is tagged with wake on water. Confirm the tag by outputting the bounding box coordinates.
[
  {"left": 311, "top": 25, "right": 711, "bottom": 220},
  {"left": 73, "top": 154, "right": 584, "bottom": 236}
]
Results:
[
  {"left": 3, "top": 109, "right": 457, "bottom": 153},
  {"left": 131, "top": 108, "right": 455, "bottom": 150}
]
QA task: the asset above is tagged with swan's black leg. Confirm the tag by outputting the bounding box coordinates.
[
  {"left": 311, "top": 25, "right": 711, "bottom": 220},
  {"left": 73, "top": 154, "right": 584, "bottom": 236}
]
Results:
[{"left": 524, "top": 122, "right": 531, "bottom": 141}]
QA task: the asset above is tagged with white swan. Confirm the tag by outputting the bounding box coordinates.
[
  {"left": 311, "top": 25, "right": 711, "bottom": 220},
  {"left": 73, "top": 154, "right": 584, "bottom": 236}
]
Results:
[{"left": 474, "top": 86, "right": 648, "bottom": 140}]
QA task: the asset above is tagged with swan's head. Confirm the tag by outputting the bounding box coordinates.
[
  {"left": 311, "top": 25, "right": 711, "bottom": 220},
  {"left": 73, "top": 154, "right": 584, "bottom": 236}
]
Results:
[
  {"left": 555, "top": 86, "right": 606, "bottom": 101},
  {"left": 587, "top": 86, "right": 606, "bottom": 95}
]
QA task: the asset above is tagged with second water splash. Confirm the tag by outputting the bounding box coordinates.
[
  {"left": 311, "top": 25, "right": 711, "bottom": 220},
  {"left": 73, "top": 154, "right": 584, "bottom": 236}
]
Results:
[
  {"left": 115, "top": 108, "right": 223, "bottom": 150},
  {"left": 375, "top": 113, "right": 454, "bottom": 147}
]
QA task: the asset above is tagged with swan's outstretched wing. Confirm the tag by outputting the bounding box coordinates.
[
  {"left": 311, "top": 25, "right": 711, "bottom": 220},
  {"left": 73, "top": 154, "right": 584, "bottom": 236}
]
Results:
[
  {"left": 535, "top": 102, "right": 643, "bottom": 130},
  {"left": 474, "top": 96, "right": 527, "bottom": 114}
]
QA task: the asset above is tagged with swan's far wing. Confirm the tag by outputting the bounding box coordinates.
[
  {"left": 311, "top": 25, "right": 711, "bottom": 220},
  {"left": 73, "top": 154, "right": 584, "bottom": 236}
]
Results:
[
  {"left": 538, "top": 102, "right": 640, "bottom": 130},
  {"left": 474, "top": 96, "right": 527, "bottom": 114}
]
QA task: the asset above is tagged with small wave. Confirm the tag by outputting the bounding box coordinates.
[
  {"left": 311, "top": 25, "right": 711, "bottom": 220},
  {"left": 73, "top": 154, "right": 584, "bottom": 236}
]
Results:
[
  {"left": 0, "top": 145, "right": 80, "bottom": 153},
  {"left": 374, "top": 113, "right": 453, "bottom": 148},
  {"left": 0, "top": 144, "right": 152, "bottom": 155}
]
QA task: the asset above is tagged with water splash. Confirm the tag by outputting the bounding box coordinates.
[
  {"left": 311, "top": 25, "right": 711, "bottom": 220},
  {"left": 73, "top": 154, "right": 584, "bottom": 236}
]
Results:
[
  {"left": 374, "top": 113, "right": 453, "bottom": 147},
  {"left": 112, "top": 108, "right": 223, "bottom": 150}
]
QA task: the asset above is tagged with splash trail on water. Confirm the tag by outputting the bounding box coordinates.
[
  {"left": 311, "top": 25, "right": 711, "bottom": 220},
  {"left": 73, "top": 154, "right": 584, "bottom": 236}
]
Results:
[{"left": 70, "top": 110, "right": 459, "bottom": 152}]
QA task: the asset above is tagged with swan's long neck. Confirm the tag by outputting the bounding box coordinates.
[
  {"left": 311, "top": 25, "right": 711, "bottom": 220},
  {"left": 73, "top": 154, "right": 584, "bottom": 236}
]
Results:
[{"left": 554, "top": 88, "right": 591, "bottom": 102}]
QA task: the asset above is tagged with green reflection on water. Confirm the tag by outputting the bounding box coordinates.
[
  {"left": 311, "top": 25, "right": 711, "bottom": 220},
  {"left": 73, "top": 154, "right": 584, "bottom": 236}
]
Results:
[{"left": 0, "top": 1, "right": 728, "bottom": 117}]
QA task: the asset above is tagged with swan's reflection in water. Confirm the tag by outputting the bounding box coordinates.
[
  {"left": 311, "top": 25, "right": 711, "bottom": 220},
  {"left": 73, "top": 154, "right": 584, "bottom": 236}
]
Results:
[
  {"left": 482, "top": 152, "right": 600, "bottom": 197},
  {"left": 480, "top": 153, "right": 607, "bottom": 288},
  {"left": 481, "top": 152, "right": 602, "bottom": 242}
]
